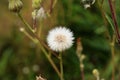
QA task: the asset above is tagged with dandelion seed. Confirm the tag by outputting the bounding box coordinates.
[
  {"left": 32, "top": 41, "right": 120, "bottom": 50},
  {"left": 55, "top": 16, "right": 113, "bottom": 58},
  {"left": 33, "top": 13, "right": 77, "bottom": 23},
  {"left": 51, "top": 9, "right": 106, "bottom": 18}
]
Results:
[{"left": 47, "top": 27, "right": 74, "bottom": 52}]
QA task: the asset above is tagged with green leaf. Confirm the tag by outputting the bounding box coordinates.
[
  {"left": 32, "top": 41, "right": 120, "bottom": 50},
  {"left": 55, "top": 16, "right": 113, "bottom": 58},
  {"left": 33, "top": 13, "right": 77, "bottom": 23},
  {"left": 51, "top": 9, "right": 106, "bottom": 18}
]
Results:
[
  {"left": 0, "top": 49, "right": 13, "bottom": 76},
  {"left": 105, "top": 14, "right": 115, "bottom": 32}
]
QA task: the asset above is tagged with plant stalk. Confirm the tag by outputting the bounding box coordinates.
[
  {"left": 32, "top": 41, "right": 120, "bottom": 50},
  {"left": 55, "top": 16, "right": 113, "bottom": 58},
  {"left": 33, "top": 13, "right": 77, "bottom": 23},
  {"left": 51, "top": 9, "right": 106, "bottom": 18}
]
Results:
[
  {"left": 17, "top": 13, "right": 34, "bottom": 32},
  {"left": 59, "top": 52, "right": 64, "bottom": 80},
  {"left": 110, "top": 34, "right": 116, "bottom": 80},
  {"left": 97, "top": 76, "right": 100, "bottom": 80},
  {"left": 81, "top": 68, "right": 84, "bottom": 80}
]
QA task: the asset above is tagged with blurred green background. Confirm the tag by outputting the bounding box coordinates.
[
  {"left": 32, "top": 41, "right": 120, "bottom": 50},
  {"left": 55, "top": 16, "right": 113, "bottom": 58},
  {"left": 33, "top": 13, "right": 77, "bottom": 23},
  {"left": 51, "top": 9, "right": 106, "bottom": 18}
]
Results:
[{"left": 0, "top": 0, "right": 120, "bottom": 80}]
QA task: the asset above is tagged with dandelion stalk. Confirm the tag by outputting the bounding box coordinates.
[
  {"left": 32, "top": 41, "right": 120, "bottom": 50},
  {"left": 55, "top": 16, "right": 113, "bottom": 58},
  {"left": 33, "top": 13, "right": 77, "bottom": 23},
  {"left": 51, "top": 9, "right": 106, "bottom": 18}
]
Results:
[
  {"left": 18, "top": 13, "right": 61, "bottom": 78},
  {"left": 40, "top": 46, "right": 61, "bottom": 78},
  {"left": 59, "top": 52, "right": 64, "bottom": 80}
]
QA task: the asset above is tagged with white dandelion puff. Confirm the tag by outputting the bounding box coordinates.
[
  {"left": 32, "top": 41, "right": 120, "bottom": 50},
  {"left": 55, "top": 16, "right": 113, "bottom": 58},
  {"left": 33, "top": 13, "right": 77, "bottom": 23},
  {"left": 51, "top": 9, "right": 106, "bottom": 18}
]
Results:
[
  {"left": 36, "top": 7, "right": 46, "bottom": 19},
  {"left": 32, "top": 7, "right": 46, "bottom": 20},
  {"left": 47, "top": 27, "right": 74, "bottom": 52}
]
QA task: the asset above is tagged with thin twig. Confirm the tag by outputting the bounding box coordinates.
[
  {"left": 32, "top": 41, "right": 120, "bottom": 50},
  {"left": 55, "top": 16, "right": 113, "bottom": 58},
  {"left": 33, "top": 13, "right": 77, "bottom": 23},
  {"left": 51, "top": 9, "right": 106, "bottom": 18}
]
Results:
[
  {"left": 33, "top": 18, "right": 37, "bottom": 31},
  {"left": 108, "top": 0, "right": 120, "bottom": 43},
  {"left": 17, "top": 13, "right": 34, "bottom": 32},
  {"left": 49, "top": 0, "right": 54, "bottom": 13},
  {"left": 81, "top": 69, "right": 84, "bottom": 80},
  {"left": 39, "top": 44, "right": 61, "bottom": 78},
  {"left": 33, "top": 34, "right": 58, "bottom": 57},
  {"left": 48, "top": 0, "right": 57, "bottom": 14}
]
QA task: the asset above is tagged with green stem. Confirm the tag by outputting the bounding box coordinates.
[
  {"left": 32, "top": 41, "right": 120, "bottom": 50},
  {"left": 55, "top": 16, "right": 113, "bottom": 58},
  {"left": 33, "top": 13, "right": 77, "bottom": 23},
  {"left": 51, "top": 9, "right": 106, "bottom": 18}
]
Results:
[
  {"left": 22, "top": 29, "right": 38, "bottom": 43},
  {"left": 110, "top": 34, "right": 116, "bottom": 80},
  {"left": 34, "top": 34, "right": 59, "bottom": 57},
  {"left": 53, "top": 0, "right": 57, "bottom": 8},
  {"left": 38, "top": 21, "right": 43, "bottom": 37},
  {"left": 17, "top": 13, "right": 34, "bottom": 32},
  {"left": 40, "top": 45, "right": 61, "bottom": 78},
  {"left": 97, "top": 76, "right": 100, "bottom": 80},
  {"left": 108, "top": 0, "right": 120, "bottom": 43},
  {"left": 59, "top": 52, "right": 64, "bottom": 80}
]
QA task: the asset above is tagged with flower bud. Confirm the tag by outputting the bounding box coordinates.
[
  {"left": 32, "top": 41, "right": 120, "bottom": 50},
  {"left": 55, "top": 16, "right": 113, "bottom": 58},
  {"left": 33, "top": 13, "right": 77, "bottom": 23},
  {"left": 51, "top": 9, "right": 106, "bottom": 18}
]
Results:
[
  {"left": 76, "top": 38, "right": 83, "bottom": 57},
  {"left": 92, "top": 69, "right": 99, "bottom": 77},
  {"left": 80, "top": 54, "right": 86, "bottom": 61},
  {"left": 8, "top": 0, "right": 23, "bottom": 13},
  {"left": 32, "top": 10, "right": 37, "bottom": 20},
  {"left": 32, "top": 0, "right": 42, "bottom": 9}
]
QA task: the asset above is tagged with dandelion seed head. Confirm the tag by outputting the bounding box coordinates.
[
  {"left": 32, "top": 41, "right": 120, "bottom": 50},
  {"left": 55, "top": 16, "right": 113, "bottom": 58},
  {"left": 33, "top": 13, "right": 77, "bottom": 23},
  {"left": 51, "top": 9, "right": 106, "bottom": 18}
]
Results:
[{"left": 47, "top": 27, "right": 74, "bottom": 52}]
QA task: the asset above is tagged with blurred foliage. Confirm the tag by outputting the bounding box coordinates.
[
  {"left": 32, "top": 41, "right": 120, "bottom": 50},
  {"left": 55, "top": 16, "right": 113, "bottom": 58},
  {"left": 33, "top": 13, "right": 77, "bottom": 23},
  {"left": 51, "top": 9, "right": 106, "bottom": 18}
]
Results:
[{"left": 0, "top": 0, "right": 120, "bottom": 80}]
